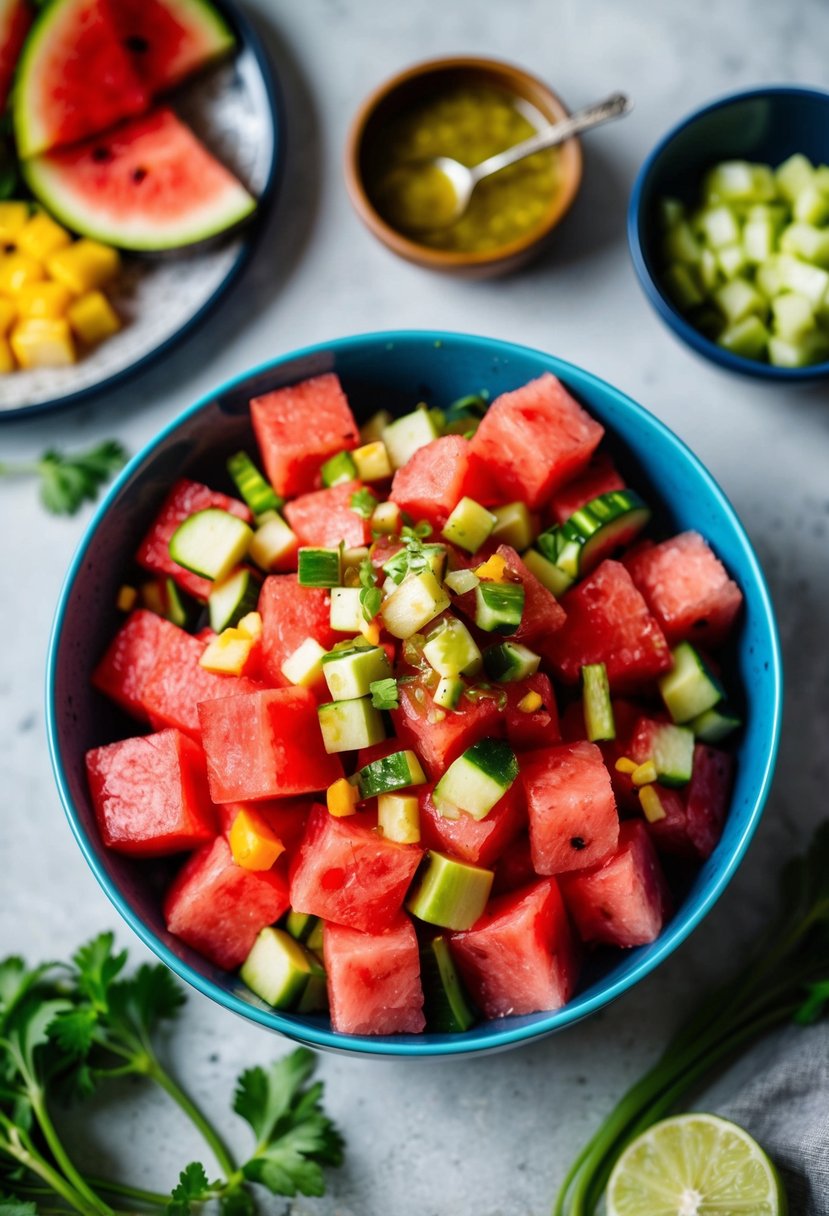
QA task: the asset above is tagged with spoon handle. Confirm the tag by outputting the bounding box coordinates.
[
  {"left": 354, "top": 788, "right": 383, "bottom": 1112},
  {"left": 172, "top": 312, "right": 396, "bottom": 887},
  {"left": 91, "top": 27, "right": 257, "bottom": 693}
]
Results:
[{"left": 470, "top": 92, "right": 633, "bottom": 183}]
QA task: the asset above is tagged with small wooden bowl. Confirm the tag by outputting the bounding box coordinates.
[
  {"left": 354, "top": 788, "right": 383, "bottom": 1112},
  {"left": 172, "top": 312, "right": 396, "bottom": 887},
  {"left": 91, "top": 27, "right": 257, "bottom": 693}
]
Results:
[{"left": 344, "top": 56, "right": 583, "bottom": 277}]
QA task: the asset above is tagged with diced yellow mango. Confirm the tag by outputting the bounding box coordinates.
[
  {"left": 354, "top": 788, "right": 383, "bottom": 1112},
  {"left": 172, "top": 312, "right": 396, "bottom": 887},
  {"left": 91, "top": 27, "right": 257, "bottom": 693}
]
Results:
[
  {"left": 0, "top": 202, "right": 30, "bottom": 244},
  {"left": 16, "top": 212, "right": 71, "bottom": 262},
  {"left": 0, "top": 337, "right": 15, "bottom": 373},
  {"left": 639, "top": 785, "right": 667, "bottom": 823},
  {"left": 229, "top": 808, "right": 285, "bottom": 871},
  {"left": 116, "top": 585, "right": 138, "bottom": 612},
  {"left": 475, "top": 553, "right": 508, "bottom": 582},
  {"left": 237, "top": 611, "right": 263, "bottom": 641},
  {"left": 517, "top": 690, "right": 543, "bottom": 714},
  {"left": 0, "top": 297, "right": 16, "bottom": 336},
  {"left": 66, "top": 290, "right": 120, "bottom": 344},
  {"left": 10, "top": 318, "right": 76, "bottom": 368},
  {"left": 0, "top": 253, "right": 44, "bottom": 294},
  {"left": 17, "top": 282, "right": 72, "bottom": 320},
  {"left": 359, "top": 618, "right": 381, "bottom": 644},
  {"left": 614, "top": 756, "right": 638, "bottom": 775},
  {"left": 47, "top": 240, "right": 120, "bottom": 295},
  {"left": 326, "top": 777, "right": 360, "bottom": 818},
  {"left": 631, "top": 760, "right": 658, "bottom": 788},
  {"left": 199, "top": 628, "right": 252, "bottom": 675}
]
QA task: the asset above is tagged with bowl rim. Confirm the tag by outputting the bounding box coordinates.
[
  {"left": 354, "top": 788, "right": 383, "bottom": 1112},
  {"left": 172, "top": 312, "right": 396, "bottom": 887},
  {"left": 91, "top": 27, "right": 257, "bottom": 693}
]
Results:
[
  {"left": 343, "top": 55, "right": 583, "bottom": 270},
  {"left": 628, "top": 82, "right": 829, "bottom": 380},
  {"left": 46, "top": 328, "right": 783, "bottom": 1057}
]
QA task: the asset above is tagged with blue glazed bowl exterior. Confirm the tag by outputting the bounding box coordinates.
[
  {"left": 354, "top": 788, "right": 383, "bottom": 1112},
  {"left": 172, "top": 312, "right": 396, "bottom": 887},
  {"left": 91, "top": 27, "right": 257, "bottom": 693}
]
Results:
[
  {"left": 629, "top": 85, "right": 829, "bottom": 380},
  {"left": 46, "top": 330, "right": 782, "bottom": 1057}
]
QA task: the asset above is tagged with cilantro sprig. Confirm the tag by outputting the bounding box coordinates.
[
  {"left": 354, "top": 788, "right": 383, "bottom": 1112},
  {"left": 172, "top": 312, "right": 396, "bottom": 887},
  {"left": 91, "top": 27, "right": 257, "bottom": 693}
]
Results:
[
  {"left": 358, "top": 556, "right": 382, "bottom": 623},
  {"left": 370, "top": 677, "right": 399, "bottom": 710},
  {"left": 0, "top": 934, "right": 343, "bottom": 1216},
  {"left": 349, "top": 487, "right": 378, "bottom": 520},
  {"left": 0, "top": 441, "right": 128, "bottom": 515}
]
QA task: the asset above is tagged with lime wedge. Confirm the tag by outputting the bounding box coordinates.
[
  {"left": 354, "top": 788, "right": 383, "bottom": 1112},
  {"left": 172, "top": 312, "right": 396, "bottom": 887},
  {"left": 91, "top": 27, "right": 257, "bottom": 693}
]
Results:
[{"left": 606, "top": 1113, "right": 787, "bottom": 1216}]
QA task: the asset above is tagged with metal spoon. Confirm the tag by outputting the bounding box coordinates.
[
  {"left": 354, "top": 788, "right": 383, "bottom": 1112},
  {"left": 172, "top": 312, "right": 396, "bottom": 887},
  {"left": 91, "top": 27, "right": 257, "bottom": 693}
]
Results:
[{"left": 405, "top": 91, "right": 633, "bottom": 231}]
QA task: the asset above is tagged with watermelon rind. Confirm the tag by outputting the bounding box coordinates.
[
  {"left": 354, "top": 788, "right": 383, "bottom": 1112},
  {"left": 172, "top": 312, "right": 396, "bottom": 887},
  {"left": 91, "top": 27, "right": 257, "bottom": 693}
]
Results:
[{"left": 113, "top": 0, "right": 236, "bottom": 94}]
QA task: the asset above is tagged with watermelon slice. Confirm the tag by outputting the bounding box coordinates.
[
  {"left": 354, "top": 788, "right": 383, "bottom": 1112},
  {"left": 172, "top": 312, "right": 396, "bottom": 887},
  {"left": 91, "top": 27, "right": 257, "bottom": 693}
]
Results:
[
  {"left": 142, "top": 625, "right": 261, "bottom": 739},
  {"left": 324, "top": 917, "right": 426, "bottom": 1036},
  {"left": 0, "top": 0, "right": 31, "bottom": 113},
  {"left": 91, "top": 608, "right": 181, "bottom": 721},
  {"left": 547, "top": 452, "right": 625, "bottom": 526},
  {"left": 391, "top": 676, "right": 503, "bottom": 779},
  {"left": 389, "top": 435, "right": 494, "bottom": 528},
  {"left": 283, "top": 480, "right": 372, "bottom": 550},
  {"left": 110, "top": 0, "right": 235, "bottom": 95},
  {"left": 418, "top": 781, "right": 526, "bottom": 868},
  {"left": 449, "top": 879, "right": 579, "bottom": 1018},
  {"left": 258, "top": 574, "right": 340, "bottom": 687},
  {"left": 521, "top": 741, "right": 619, "bottom": 875}
]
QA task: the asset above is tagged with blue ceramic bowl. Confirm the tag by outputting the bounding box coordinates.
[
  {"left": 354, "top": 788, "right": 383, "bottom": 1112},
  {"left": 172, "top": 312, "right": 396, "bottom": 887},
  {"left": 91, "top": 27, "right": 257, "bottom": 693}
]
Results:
[
  {"left": 46, "top": 331, "right": 782, "bottom": 1057},
  {"left": 629, "top": 85, "right": 829, "bottom": 380}
]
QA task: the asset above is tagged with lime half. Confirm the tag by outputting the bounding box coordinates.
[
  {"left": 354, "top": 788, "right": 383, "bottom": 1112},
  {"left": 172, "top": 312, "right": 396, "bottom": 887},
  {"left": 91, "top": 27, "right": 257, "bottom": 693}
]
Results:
[{"left": 606, "top": 1113, "right": 787, "bottom": 1216}]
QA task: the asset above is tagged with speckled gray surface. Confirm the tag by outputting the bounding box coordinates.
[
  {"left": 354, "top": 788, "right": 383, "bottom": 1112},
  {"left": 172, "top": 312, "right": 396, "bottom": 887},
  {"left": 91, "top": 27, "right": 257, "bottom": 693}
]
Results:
[{"left": 1, "top": 0, "right": 828, "bottom": 1211}]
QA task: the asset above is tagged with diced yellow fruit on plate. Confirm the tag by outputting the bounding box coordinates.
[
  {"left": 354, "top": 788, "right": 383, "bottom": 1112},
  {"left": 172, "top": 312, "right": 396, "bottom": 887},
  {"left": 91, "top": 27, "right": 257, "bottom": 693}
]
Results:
[
  {"left": 17, "top": 282, "right": 72, "bottom": 320},
  {"left": 10, "top": 318, "right": 76, "bottom": 368},
  {"left": 0, "top": 297, "right": 16, "bottom": 335},
  {"left": 67, "top": 290, "right": 120, "bottom": 344},
  {"left": 0, "top": 252, "right": 44, "bottom": 294},
  {"left": 327, "top": 777, "right": 360, "bottom": 817},
  {"left": 199, "top": 628, "right": 252, "bottom": 675},
  {"left": 116, "top": 585, "right": 138, "bottom": 612},
  {"left": 0, "top": 201, "right": 29, "bottom": 243},
  {"left": 0, "top": 338, "right": 14, "bottom": 373},
  {"left": 47, "top": 239, "right": 120, "bottom": 294},
  {"left": 16, "top": 211, "right": 71, "bottom": 261}
]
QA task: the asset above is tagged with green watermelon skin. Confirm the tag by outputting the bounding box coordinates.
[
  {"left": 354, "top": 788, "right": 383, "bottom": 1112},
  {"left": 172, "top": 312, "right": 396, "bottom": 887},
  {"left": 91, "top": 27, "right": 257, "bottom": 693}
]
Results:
[{"left": 110, "top": 0, "right": 235, "bottom": 95}]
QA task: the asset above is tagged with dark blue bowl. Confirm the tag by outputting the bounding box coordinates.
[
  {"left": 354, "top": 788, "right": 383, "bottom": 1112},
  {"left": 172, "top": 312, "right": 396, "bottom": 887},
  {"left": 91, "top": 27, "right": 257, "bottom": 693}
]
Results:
[
  {"left": 629, "top": 85, "right": 829, "bottom": 380},
  {"left": 46, "top": 331, "right": 782, "bottom": 1057}
]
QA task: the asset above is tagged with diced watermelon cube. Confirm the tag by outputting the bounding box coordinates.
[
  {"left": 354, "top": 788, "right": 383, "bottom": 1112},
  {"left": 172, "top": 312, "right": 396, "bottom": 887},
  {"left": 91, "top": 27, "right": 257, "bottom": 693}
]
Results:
[
  {"left": 491, "top": 833, "right": 537, "bottom": 895},
  {"left": 559, "top": 697, "right": 643, "bottom": 811},
  {"left": 324, "top": 917, "right": 425, "bottom": 1035},
  {"left": 258, "top": 575, "right": 339, "bottom": 687},
  {"left": 546, "top": 560, "right": 672, "bottom": 691},
  {"left": 86, "top": 729, "right": 215, "bottom": 856},
  {"left": 547, "top": 452, "right": 625, "bottom": 525},
  {"left": 284, "top": 480, "right": 372, "bottom": 549},
  {"left": 216, "top": 799, "right": 312, "bottom": 858},
  {"left": 495, "top": 544, "right": 566, "bottom": 649},
  {"left": 391, "top": 677, "right": 503, "bottom": 779},
  {"left": 91, "top": 609, "right": 181, "bottom": 721},
  {"left": 646, "top": 744, "right": 733, "bottom": 860},
  {"left": 198, "top": 688, "right": 343, "bottom": 803},
  {"left": 449, "top": 879, "right": 579, "bottom": 1018},
  {"left": 625, "top": 531, "right": 743, "bottom": 648},
  {"left": 250, "top": 373, "right": 360, "bottom": 498},
  {"left": 418, "top": 781, "right": 526, "bottom": 867},
  {"left": 389, "top": 435, "right": 494, "bottom": 528},
  {"left": 503, "top": 673, "right": 560, "bottom": 749},
  {"left": 136, "top": 478, "right": 252, "bottom": 601},
  {"left": 521, "top": 741, "right": 619, "bottom": 875},
  {"left": 164, "top": 836, "right": 290, "bottom": 970},
  {"left": 469, "top": 373, "right": 604, "bottom": 509},
  {"left": 142, "top": 625, "right": 261, "bottom": 739},
  {"left": 560, "top": 821, "right": 669, "bottom": 948},
  {"left": 289, "top": 805, "right": 422, "bottom": 933}
]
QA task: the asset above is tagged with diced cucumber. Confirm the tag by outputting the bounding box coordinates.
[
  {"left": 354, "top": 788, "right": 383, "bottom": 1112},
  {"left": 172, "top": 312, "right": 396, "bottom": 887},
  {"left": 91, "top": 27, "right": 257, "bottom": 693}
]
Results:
[
  {"left": 713, "top": 277, "right": 767, "bottom": 325},
  {"left": 695, "top": 205, "right": 740, "bottom": 249},
  {"left": 698, "top": 247, "right": 721, "bottom": 291},
  {"left": 285, "top": 910, "right": 321, "bottom": 944},
  {"left": 317, "top": 697, "right": 385, "bottom": 752},
  {"left": 771, "top": 292, "right": 816, "bottom": 341},
  {"left": 296, "top": 973, "right": 329, "bottom": 1013},
  {"left": 717, "top": 315, "right": 769, "bottom": 360},
  {"left": 775, "top": 153, "right": 814, "bottom": 203},
  {"left": 227, "top": 451, "right": 282, "bottom": 516},
  {"left": 582, "top": 662, "right": 615, "bottom": 742},
  {"left": 688, "top": 706, "right": 742, "bottom": 743},
  {"left": 663, "top": 262, "right": 704, "bottom": 310},
  {"left": 329, "top": 586, "right": 364, "bottom": 632},
  {"left": 442, "top": 496, "right": 497, "bottom": 554},
  {"left": 703, "top": 160, "right": 773, "bottom": 204},
  {"left": 297, "top": 546, "right": 342, "bottom": 588},
  {"left": 490, "top": 501, "right": 535, "bottom": 550},
  {"left": 381, "top": 570, "right": 450, "bottom": 639},
  {"left": 360, "top": 408, "right": 393, "bottom": 443},
  {"left": 433, "top": 738, "right": 518, "bottom": 821},
  {"left": 407, "top": 851, "right": 494, "bottom": 931},
  {"left": 358, "top": 749, "right": 426, "bottom": 797},
  {"left": 755, "top": 256, "right": 786, "bottom": 299},
  {"left": 647, "top": 722, "right": 695, "bottom": 787},
  {"left": 168, "top": 509, "right": 253, "bottom": 582},
  {"left": 420, "top": 936, "right": 476, "bottom": 1032},
  {"left": 352, "top": 441, "right": 392, "bottom": 481},
  {"left": 716, "top": 243, "right": 747, "bottom": 280},
  {"left": 776, "top": 253, "right": 829, "bottom": 306},
  {"left": 240, "top": 928, "right": 321, "bottom": 1009},
  {"left": 521, "top": 547, "right": 574, "bottom": 597},
  {"left": 249, "top": 513, "right": 298, "bottom": 571},
  {"left": 742, "top": 218, "right": 776, "bottom": 265},
  {"left": 422, "top": 617, "right": 482, "bottom": 677},
  {"left": 141, "top": 577, "right": 192, "bottom": 627},
  {"left": 658, "top": 197, "right": 685, "bottom": 228},
  {"left": 659, "top": 642, "right": 724, "bottom": 723},
  {"left": 434, "top": 675, "right": 465, "bottom": 709},
  {"left": 793, "top": 184, "right": 829, "bottom": 225},
  {"left": 769, "top": 330, "right": 829, "bottom": 367},
  {"left": 321, "top": 644, "right": 392, "bottom": 700},
  {"left": 663, "top": 221, "right": 701, "bottom": 265},
  {"left": 536, "top": 490, "right": 651, "bottom": 582},
  {"left": 483, "top": 642, "right": 540, "bottom": 682},
  {"left": 444, "top": 567, "right": 480, "bottom": 595},
  {"left": 208, "top": 567, "right": 260, "bottom": 633},
  {"left": 342, "top": 545, "right": 369, "bottom": 571},
  {"left": 383, "top": 543, "right": 446, "bottom": 585},
  {"left": 382, "top": 406, "right": 440, "bottom": 469},
  {"left": 780, "top": 222, "right": 829, "bottom": 267},
  {"left": 474, "top": 581, "right": 524, "bottom": 634},
  {"left": 377, "top": 792, "right": 420, "bottom": 843},
  {"left": 371, "top": 500, "right": 402, "bottom": 533},
  {"left": 320, "top": 449, "right": 357, "bottom": 487}
]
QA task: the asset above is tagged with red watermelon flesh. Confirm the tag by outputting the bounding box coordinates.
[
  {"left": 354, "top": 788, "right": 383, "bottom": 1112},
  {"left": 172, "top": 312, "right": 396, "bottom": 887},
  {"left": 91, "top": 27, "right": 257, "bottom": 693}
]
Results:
[
  {"left": 198, "top": 687, "right": 343, "bottom": 804},
  {"left": 449, "top": 879, "right": 579, "bottom": 1018},
  {"left": 559, "top": 696, "right": 643, "bottom": 810},
  {"left": 284, "top": 480, "right": 372, "bottom": 549},
  {"left": 491, "top": 833, "right": 536, "bottom": 895},
  {"left": 503, "top": 673, "right": 560, "bottom": 750},
  {"left": 251, "top": 373, "right": 360, "bottom": 499},
  {"left": 216, "top": 798, "right": 312, "bottom": 857},
  {"left": 495, "top": 544, "right": 566, "bottom": 649},
  {"left": 110, "top": 0, "right": 234, "bottom": 94},
  {"left": 142, "top": 626, "right": 261, "bottom": 739},
  {"left": 469, "top": 373, "right": 604, "bottom": 510},
  {"left": 91, "top": 608, "right": 181, "bottom": 721},
  {"left": 164, "top": 835, "right": 290, "bottom": 971},
  {"left": 391, "top": 677, "right": 503, "bottom": 779},
  {"left": 560, "top": 821, "right": 669, "bottom": 948},
  {"left": 389, "top": 435, "right": 495, "bottom": 528},
  {"left": 136, "top": 478, "right": 251, "bottom": 602},
  {"left": 625, "top": 531, "right": 743, "bottom": 648},
  {"left": 546, "top": 560, "right": 673, "bottom": 691},
  {"left": 258, "top": 574, "right": 339, "bottom": 687},
  {"left": 521, "top": 741, "right": 619, "bottom": 876},
  {"left": 324, "top": 917, "right": 425, "bottom": 1035},
  {"left": 0, "top": 0, "right": 31, "bottom": 112},
  {"left": 547, "top": 452, "right": 625, "bottom": 526},
  {"left": 418, "top": 781, "right": 526, "bottom": 868},
  {"left": 86, "top": 728, "right": 216, "bottom": 856},
  {"left": 646, "top": 744, "right": 733, "bottom": 860},
  {"left": 289, "top": 805, "right": 423, "bottom": 934}
]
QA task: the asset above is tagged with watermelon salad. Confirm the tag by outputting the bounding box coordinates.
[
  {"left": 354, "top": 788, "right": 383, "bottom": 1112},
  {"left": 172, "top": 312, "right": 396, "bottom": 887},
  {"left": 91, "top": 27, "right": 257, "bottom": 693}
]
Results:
[{"left": 86, "top": 370, "right": 744, "bottom": 1036}]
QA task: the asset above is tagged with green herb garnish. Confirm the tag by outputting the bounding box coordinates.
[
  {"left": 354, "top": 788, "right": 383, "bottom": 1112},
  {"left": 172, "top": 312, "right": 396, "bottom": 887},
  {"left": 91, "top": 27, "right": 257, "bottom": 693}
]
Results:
[
  {"left": 350, "top": 488, "right": 379, "bottom": 519},
  {"left": 0, "top": 440, "right": 128, "bottom": 516},
  {"left": 358, "top": 556, "right": 382, "bottom": 623},
  {"left": 370, "top": 677, "right": 399, "bottom": 710}
]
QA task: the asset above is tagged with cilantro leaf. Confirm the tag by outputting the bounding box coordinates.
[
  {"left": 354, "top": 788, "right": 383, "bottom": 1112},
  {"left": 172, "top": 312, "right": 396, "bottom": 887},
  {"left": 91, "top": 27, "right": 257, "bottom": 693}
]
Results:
[
  {"left": 350, "top": 488, "right": 378, "bottom": 519},
  {"left": 0, "top": 1196, "right": 37, "bottom": 1216},
  {"left": 0, "top": 441, "right": 128, "bottom": 516},
  {"left": 370, "top": 677, "right": 399, "bottom": 710},
  {"left": 71, "top": 932, "right": 127, "bottom": 1011},
  {"left": 358, "top": 556, "right": 382, "bottom": 623},
  {"left": 795, "top": 979, "right": 829, "bottom": 1025},
  {"left": 166, "top": 1162, "right": 213, "bottom": 1216}
]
